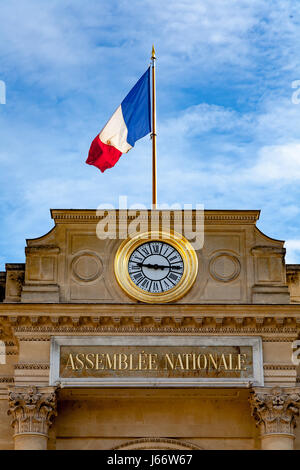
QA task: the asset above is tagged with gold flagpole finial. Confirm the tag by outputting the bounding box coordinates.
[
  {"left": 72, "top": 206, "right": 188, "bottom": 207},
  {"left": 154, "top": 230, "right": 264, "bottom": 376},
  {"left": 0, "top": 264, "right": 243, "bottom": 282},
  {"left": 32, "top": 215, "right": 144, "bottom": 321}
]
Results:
[{"left": 151, "top": 45, "right": 156, "bottom": 60}]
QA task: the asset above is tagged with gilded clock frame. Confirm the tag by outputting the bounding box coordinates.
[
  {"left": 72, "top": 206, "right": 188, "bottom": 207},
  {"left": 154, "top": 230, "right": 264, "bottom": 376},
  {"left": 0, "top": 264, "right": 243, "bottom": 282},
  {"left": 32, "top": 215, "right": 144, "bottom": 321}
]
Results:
[{"left": 114, "top": 230, "right": 198, "bottom": 303}]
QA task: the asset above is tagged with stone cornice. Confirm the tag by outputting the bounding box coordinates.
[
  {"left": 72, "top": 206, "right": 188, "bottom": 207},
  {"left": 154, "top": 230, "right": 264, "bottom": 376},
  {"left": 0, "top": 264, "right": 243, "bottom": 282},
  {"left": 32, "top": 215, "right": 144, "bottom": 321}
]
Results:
[
  {"left": 12, "top": 327, "right": 298, "bottom": 338},
  {"left": 1, "top": 304, "right": 300, "bottom": 332},
  {"left": 287, "top": 265, "right": 300, "bottom": 271},
  {"left": 25, "top": 246, "right": 60, "bottom": 255},
  {"left": 1, "top": 304, "right": 300, "bottom": 333},
  {"left": 50, "top": 209, "right": 260, "bottom": 225},
  {"left": 1, "top": 303, "right": 300, "bottom": 315},
  {"left": 251, "top": 246, "right": 286, "bottom": 256},
  {"left": 5, "top": 264, "right": 25, "bottom": 271}
]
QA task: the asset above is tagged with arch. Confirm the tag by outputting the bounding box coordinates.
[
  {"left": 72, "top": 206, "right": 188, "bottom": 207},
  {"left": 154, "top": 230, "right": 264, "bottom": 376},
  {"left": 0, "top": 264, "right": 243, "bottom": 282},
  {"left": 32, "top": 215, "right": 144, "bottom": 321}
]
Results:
[{"left": 113, "top": 438, "right": 202, "bottom": 450}]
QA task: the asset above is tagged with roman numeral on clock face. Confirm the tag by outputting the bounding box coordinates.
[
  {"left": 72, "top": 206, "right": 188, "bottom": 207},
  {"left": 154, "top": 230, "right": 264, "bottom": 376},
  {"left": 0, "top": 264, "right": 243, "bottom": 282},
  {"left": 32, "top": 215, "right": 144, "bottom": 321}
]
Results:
[
  {"left": 139, "top": 245, "right": 151, "bottom": 256},
  {"left": 141, "top": 278, "right": 150, "bottom": 288},
  {"left": 132, "top": 272, "right": 144, "bottom": 283},
  {"left": 168, "top": 272, "right": 180, "bottom": 282},
  {"left": 162, "top": 278, "right": 173, "bottom": 290},
  {"left": 151, "top": 281, "right": 161, "bottom": 293},
  {"left": 151, "top": 242, "right": 161, "bottom": 254},
  {"left": 128, "top": 264, "right": 141, "bottom": 274},
  {"left": 131, "top": 254, "right": 144, "bottom": 263}
]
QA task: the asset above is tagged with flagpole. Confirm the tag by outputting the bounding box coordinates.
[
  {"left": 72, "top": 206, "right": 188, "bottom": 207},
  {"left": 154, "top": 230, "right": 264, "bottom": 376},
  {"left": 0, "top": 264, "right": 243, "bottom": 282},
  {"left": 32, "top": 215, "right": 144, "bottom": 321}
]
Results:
[{"left": 151, "top": 45, "right": 157, "bottom": 209}]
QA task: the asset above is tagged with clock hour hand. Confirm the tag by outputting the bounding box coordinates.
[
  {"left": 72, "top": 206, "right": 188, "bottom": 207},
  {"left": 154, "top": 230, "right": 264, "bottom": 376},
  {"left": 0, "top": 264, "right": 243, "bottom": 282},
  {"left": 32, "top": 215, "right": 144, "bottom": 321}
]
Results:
[
  {"left": 136, "top": 262, "right": 166, "bottom": 270},
  {"left": 136, "top": 262, "right": 182, "bottom": 270}
]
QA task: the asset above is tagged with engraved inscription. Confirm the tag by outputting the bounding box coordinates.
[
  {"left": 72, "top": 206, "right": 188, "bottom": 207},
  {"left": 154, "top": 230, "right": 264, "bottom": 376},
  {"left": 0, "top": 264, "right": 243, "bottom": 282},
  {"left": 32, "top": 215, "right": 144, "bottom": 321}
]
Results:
[{"left": 60, "top": 345, "right": 253, "bottom": 379}]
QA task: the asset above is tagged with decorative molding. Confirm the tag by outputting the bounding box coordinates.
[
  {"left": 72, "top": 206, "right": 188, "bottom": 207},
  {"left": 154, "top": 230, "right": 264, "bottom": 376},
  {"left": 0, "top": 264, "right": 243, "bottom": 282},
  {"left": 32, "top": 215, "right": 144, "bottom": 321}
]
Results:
[
  {"left": 0, "top": 377, "right": 14, "bottom": 383},
  {"left": 249, "top": 387, "right": 300, "bottom": 436},
  {"left": 13, "top": 325, "right": 298, "bottom": 336},
  {"left": 51, "top": 209, "right": 260, "bottom": 225},
  {"left": 2, "top": 304, "right": 300, "bottom": 316},
  {"left": 253, "top": 337, "right": 296, "bottom": 343},
  {"left": 8, "top": 386, "right": 57, "bottom": 437},
  {"left": 16, "top": 337, "right": 51, "bottom": 342},
  {"left": 0, "top": 314, "right": 298, "bottom": 330},
  {"left": 263, "top": 364, "right": 296, "bottom": 371},
  {"left": 113, "top": 437, "right": 202, "bottom": 450},
  {"left": 204, "top": 214, "right": 259, "bottom": 223},
  {"left": 14, "top": 363, "right": 50, "bottom": 370}
]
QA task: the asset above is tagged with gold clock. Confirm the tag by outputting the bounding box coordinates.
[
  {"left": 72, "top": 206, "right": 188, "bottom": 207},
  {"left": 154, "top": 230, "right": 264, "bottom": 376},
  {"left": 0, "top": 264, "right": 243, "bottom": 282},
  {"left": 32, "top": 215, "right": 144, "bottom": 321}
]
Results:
[{"left": 114, "top": 231, "right": 198, "bottom": 303}]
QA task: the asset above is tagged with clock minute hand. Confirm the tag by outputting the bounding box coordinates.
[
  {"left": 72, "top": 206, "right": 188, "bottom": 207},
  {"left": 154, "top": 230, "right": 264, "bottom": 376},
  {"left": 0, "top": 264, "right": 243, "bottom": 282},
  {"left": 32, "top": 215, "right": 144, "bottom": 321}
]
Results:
[{"left": 137, "top": 262, "right": 181, "bottom": 270}]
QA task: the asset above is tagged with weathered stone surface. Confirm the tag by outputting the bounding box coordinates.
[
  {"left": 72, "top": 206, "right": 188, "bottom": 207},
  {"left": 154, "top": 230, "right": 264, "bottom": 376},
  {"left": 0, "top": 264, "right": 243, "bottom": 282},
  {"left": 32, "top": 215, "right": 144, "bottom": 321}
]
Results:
[
  {"left": 0, "top": 209, "right": 299, "bottom": 450},
  {"left": 287, "top": 265, "right": 300, "bottom": 303},
  {"left": 0, "top": 209, "right": 291, "bottom": 304}
]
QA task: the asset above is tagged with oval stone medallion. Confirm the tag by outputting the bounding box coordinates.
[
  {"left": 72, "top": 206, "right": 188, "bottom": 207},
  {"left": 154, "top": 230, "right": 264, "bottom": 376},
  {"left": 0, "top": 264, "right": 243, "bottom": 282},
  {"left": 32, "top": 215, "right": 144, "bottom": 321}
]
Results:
[
  {"left": 209, "top": 253, "right": 241, "bottom": 282},
  {"left": 72, "top": 253, "right": 103, "bottom": 282}
]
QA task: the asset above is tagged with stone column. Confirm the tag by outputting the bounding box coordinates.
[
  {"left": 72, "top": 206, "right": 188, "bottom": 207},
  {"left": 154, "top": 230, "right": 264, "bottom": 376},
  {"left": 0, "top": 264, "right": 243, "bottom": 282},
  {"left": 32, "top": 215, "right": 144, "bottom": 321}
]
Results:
[
  {"left": 249, "top": 387, "right": 300, "bottom": 450},
  {"left": 8, "top": 386, "right": 57, "bottom": 450}
]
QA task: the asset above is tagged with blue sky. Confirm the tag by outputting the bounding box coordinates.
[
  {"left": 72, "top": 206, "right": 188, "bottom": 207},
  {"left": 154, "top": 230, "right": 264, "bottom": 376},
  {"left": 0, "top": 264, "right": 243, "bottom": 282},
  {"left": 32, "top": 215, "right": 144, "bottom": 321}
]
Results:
[{"left": 1, "top": 0, "right": 300, "bottom": 269}]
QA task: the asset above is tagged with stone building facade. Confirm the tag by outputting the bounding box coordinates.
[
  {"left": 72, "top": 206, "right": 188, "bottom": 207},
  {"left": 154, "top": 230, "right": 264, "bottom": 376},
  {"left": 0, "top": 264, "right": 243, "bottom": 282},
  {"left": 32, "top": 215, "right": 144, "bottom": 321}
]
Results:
[{"left": 0, "top": 209, "right": 300, "bottom": 450}]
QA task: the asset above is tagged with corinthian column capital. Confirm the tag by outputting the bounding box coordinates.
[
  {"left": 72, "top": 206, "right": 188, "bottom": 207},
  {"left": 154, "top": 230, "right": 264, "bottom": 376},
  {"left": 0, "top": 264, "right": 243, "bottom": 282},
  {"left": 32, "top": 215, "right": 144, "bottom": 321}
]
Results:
[
  {"left": 249, "top": 387, "right": 300, "bottom": 437},
  {"left": 8, "top": 386, "right": 57, "bottom": 437}
]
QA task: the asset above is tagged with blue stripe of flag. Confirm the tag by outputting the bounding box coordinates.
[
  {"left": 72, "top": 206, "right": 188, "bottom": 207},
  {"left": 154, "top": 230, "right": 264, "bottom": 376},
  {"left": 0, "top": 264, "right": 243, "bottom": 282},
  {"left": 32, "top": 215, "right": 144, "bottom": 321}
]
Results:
[{"left": 121, "top": 67, "right": 151, "bottom": 147}]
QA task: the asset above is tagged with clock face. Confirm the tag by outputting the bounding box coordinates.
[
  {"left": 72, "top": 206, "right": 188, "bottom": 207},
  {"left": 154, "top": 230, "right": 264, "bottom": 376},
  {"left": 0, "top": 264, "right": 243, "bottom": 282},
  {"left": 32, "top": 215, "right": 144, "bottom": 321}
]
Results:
[
  {"left": 114, "top": 230, "right": 198, "bottom": 304},
  {"left": 128, "top": 241, "right": 184, "bottom": 293}
]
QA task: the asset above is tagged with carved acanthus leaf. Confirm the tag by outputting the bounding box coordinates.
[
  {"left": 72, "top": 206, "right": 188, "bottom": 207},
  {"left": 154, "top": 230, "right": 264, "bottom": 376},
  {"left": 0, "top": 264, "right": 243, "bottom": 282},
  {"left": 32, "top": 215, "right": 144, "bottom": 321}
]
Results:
[
  {"left": 249, "top": 387, "right": 300, "bottom": 436},
  {"left": 8, "top": 386, "right": 57, "bottom": 436}
]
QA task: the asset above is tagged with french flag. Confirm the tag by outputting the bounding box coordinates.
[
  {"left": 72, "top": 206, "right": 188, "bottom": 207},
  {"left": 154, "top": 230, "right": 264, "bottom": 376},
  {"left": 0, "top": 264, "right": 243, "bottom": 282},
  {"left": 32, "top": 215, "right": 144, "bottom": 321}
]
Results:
[{"left": 86, "top": 68, "right": 151, "bottom": 173}]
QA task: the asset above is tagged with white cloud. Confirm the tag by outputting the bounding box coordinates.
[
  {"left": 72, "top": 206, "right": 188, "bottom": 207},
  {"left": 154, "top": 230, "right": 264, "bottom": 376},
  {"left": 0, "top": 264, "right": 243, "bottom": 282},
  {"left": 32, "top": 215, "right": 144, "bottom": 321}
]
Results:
[
  {"left": 249, "top": 143, "right": 300, "bottom": 181},
  {"left": 1, "top": 0, "right": 300, "bottom": 270},
  {"left": 285, "top": 240, "right": 300, "bottom": 264},
  {"left": 161, "top": 104, "right": 243, "bottom": 137},
  {"left": 158, "top": 97, "right": 300, "bottom": 185},
  {"left": 0, "top": 0, "right": 298, "bottom": 94}
]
